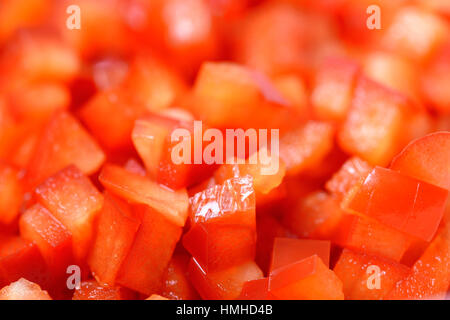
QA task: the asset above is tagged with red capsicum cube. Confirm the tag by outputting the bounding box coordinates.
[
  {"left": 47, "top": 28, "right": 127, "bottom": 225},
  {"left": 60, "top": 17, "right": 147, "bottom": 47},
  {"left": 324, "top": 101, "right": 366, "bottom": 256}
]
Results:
[
  {"left": 132, "top": 112, "right": 214, "bottom": 190},
  {"left": 35, "top": 165, "right": 104, "bottom": 261},
  {"left": 72, "top": 280, "right": 136, "bottom": 300},
  {"left": 19, "top": 204, "right": 73, "bottom": 280},
  {"left": 333, "top": 249, "right": 410, "bottom": 300},
  {"left": 270, "top": 238, "right": 331, "bottom": 272},
  {"left": 311, "top": 57, "right": 360, "bottom": 122},
  {"left": 344, "top": 166, "right": 448, "bottom": 241},
  {"left": 268, "top": 255, "right": 344, "bottom": 300},
  {"left": 239, "top": 278, "right": 275, "bottom": 300},
  {"left": 190, "top": 62, "right": 295, "bottom": 130},
  {"left": 325, "top": 157, "right": 373, "bottom": 200},
  {"left": 99, "top": 164, "right": 189, "bottom": 227},
  {"left": 335, "top": 214, "right": 411, "bottom": 262},
  {"left": 280, "top": 121, "right": 334, "bottom": 176},
  {"left": 283, "top": 191, "right": 343, "bottom": 240},
  {"left": 26, "top": 111, "right": 105, "bottom": 188},
  {"left": 0, "top": 234, "right": 48, "bottom": 289},
  {"left": 386, "top": 226, "right": 450, "bottom": 300},
  {"left": 187, "top": 258, "right": 263, "bottom": 300},
  {"left": 390, "top": 131, "right": 450, "bottom": 190},
  {"left": 159, "top": 253, "right": 200, "bottom": 300},
  {"left": 88, "top": 193, "right": 140, "bottom": 286},
  {"left": 337, "top": 76, "right": 413, "bottom": 166},
  {"left": 184, "top": 176, "right": 256, "bottom": 271},
  {"left": 116, "top": 205, "right": 182, "bottom": 295}
]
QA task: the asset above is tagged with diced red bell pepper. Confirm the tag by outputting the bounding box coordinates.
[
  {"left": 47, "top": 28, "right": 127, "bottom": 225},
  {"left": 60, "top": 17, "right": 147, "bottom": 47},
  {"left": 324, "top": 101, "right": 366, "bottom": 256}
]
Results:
[
  {"left": 88, "top": 193, "right": 140, "bottom": 286},
  {"left": 272, "top": 73, "right": 309, "bottom": 118},
  {"left": 333, "top": 249, "right": 410, "bottom": 300},
  {"left": 282, "top": 191, "right": 343, "bottom": 240},
  {"left": 185, "top": 176, "right": 256, "bottom": 271},
  {"left": 26, "top": 111, "right": 105, "bottom": 188},
  {"left": 386, "top": 226, "right": 450, "bottom": 300},
  {"left": 132, "top": 112, "right": 214, "bottom": 189},
  {"left": 239, "top": 278, "right": 275, "bottom": 300},
  {"left": 344, "top": 166, "right": 448, "bottom": 241},
  {"left": 35, "top": 165, "right": 104, "bottom": 261},
  {"left": 141, "top": 0, "right": 219, "bottom": 77},
  {"left": 0, "top": 278, "right": 52, "bottom": 300},
  {"left": 0, "top": 163, "right": 23, "bottom": 225},
  {"left": 19, "top": 204, "right": 73, "bottom": 279},
  {"left": 233, "top": 2, "right": 314, "bottom": 76},
  {"left": 116, "top": 205, "right": 182, "bottom": 295},
  {"left": 311, "top": 57, "right": 360, "bottom": 122},
  {"left": 382, "top": 7, "right": 447, "bottom": 63},
  {"left": 7, "top": 82, "right": 70, "bottom": 124},
  {"left": 363, "top": 51, "right": 420, "bottom": 102},
  {"left": 335, "top": 214, "right": 411, "bottom": 262},
  {"left": 2, "top": 33, "right": 80, "bottom": 82},
  {"left": 159, "top": 253, "right": 200, "bottom": 300},
  {"left": 325, "top": 157, "right": 373, "bottom": 200},
  {"left": 190, "top": 62, "right": 296, "bottom": 130},
  {"left": 280, "top": 121, "right": 334, "bottom": 176},
  {"left": 390, "top": 131, "right": 450, "bottom": 190},
  {"left": 337, "top": 76, "right": 412, "bottom": 166},
  {"left": 79, "top": 90, "right": 146, "bottom": 151},
  {"left": 99, "top": 164, "right": 189, "bottom": 227},
  {"left": 421, "top": 43, "right": 450, "bottom": 114},
  {"left": 121, "top": 55, "right": 188, "bottom": 111},
  {"left": 268, "top": 255, "right": 344, "bottom": 300},
  {"left": 213, "top": 147, "right": 286, "bottom": 195},
  {"left": 255, "top": 213, "right": 294, "bottom": 274},
  {"left": 270, "top": 238, "right": 331, "bottom": 272},
  {"left": 189, "top": 176, "right": 255, "bottom": 227},
  {"left": 0, "top": 234, "right": 48, "bottom": 288},
  {"left": 187, "top": 258, "right": 263, "bottom": 300},
  {"left": 72, "top": 280, "right": 136, "bottom": 300},
  {"left": 183, "top": 223, "right": 256, "bottom": 272}
]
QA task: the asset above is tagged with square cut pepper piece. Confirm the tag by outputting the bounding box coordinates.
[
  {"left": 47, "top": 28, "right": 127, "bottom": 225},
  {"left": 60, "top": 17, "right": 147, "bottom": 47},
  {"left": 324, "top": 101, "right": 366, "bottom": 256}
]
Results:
[
  {"left": 239, "top": 278, "right": 276, "bottom": 300},
  {"left": 99, "top": 164, "right": 189, "bottom": 227},
  {"left": 270, "top": 238, "right": 331, "bottom": 273},
  {"left": 390, "top": 131, "right": 450, "bottom": 191},
  {"left": 187, "top": 258, "right": 263, "bottom": 300},
  {"left": 344, "top": 166, "right": 448, "bottom": 241},
  {"left": 116, "top": 205, "right": 182, "bottom": 295},
  {"left": 311, "top": 57, "right": 361, "bottom": 122},
  {"left": 325, "top": 156, "right": 373, "bottom": 200},
  {"left": 72, "top": 280, "right": 136, "bottom": 300},
  {"left": 26, "top": 111, "right": 105, "bottom": 188},
  {"left": 184, "top": 176, "right": 256, "bottom": 272},
  {"left": 159, "top": 253, "right": 200, "bottom": 300},
  {"left": 88, "top": 193, "right": 140, "bottom": 286},
  {"left": 335, "top": 214, "right": 411, "bottom": 262},
  {"left": 0, "top": 234, "right": 49, "bottom": 289},
  {"left": 386, "top": 226, "right": 450, "bottom": 300},
  {"left": 132, "top": 112, "right": 215, "bottom": 190},
  {"left": 35, "top": 165, "right": 104, "bottom": 261},
  {"left": 337, "top": 76, "right": 412, "bottom": 166},
  {"left": 19, "top": 204, "right": 73, "bottom": 280},
  {"left": 268, "top": 255, "right": 344, "bottom": 300},
  {"left": 333, "top": 249, "right": 410, "bottom": 300}
]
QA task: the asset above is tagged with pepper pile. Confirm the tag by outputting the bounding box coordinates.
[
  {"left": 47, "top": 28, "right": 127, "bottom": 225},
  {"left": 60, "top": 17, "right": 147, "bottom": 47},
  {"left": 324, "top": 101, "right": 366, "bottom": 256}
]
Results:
[{"left": 0, "top": 0, "right": 449, "bottom": 300}]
